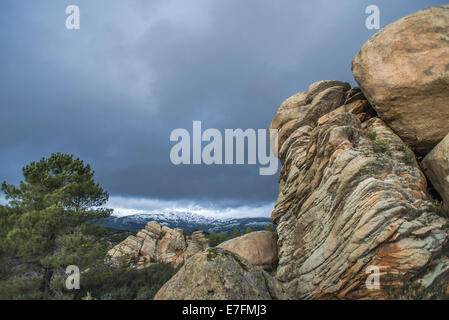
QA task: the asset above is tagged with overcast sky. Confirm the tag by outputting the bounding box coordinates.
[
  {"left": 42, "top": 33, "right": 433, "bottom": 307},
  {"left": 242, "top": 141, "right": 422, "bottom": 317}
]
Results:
[{"left": 0, "top": 0, "right": 445, "bottom": 217}]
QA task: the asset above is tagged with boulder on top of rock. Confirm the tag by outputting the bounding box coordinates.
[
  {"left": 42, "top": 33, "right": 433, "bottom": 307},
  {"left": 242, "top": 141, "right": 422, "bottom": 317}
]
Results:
[
  {"left": 218, "top": 231, "right": 278, "bottom": 271},
  {"left": 352, "top": 5, "right": 449, "bottom": 155},
  {"left": 154, "top": 248, "right": 290, "bottom": 300}
]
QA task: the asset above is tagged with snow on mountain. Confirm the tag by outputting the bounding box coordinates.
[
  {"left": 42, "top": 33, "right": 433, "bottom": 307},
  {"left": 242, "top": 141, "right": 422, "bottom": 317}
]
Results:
[
  {"left": 97, "top": 210, "right": 274, "bottom": 234},
  {"left": 97, "top": 198, "right": 275, "bottom": 234}
]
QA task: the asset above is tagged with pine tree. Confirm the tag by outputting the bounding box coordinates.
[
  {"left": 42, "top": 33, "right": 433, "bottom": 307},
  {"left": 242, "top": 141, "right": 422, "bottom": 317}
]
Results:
[
  {"left": 264, "top": 224, "right": 276, "bottom": 232},
  {"left": 245, "top": 227, "right": 252, "bottom": 234},
  {"left": 0, "top": 153, "right": 112, "bottom": 298},
  {"left": 208, "top": 231, "right": 219, "bottom": 247},
  {"left": 231, "top": 229, "right": 241, "bottom": 239},
  {"left": 218, "top": 232, "right": 228, "bottom": 244},
  {"left": 0, "top": 205, "right": 15, "bottom": 279}
]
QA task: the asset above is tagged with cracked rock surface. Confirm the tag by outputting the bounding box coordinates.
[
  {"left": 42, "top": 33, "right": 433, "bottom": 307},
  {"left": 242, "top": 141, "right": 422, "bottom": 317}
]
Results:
[{"left": 271, "top": 80, "right": 449, "bottom": 299}]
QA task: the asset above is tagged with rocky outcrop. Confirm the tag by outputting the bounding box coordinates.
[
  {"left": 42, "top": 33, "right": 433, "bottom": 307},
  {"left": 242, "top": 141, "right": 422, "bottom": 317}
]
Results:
[
  {"left": 422, "top": 132, "right": 449, "bottom": 211},
  {"left": 154, "top": 248, "right": 289, "bottom": 300},
  {"left": 271, "top": 79, "right": 449, "bottom": 299},
  {"left": 107, "top": 221, "right": 209, "bottom": 269},
  {"left": 352, "top": 5, "right": 449, "bottom": 155},
  {"left": 271, "top": 80, "right": 351, "bottom": 149},
  {"left": 218, "top": 231, "right": 278, "bottom": 271}
]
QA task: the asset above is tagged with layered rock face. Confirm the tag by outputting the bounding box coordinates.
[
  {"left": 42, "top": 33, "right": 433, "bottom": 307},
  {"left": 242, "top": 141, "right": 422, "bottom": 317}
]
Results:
[
  {"left": 107, "top": 221, "right": 209, "bottom": 269},
  {"left": 154, "top": 248, "right": 289, "bottom": 300},
  {"left": 352, "top": 5, "right": 449, "bottom": 155},
  {"left": 271, "top": 80, "right": 449, "bottom": 299},
  {"left": 218, "top": 231, "right": 278, "bottom": 271}
]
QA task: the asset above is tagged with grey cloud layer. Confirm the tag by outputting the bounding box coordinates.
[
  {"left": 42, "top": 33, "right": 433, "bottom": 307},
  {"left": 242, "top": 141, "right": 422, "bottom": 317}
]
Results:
[{"left": 0, "top": 0, "right": 444, "bottom": 207}]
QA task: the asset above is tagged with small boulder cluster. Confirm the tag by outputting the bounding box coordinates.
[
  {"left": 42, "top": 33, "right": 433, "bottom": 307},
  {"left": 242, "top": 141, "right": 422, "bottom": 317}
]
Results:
[{"left": 107, "top": 221, "right": 209, "bottom": 269}]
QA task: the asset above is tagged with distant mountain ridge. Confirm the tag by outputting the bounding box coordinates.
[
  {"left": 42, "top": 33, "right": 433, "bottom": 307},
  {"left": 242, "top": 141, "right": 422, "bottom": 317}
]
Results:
[{"left": 96, "top": 211, "right": 274, "bottom": 235}]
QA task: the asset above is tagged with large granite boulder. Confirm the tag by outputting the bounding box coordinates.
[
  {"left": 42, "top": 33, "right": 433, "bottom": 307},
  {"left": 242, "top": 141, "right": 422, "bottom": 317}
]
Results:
[
  {"left": 352, "top": 5, "right": 449, "bottom": 155},
  {"left": 218, "top": 231, "right": 278, "bottom": 270},
  {"left": 154, "top": 248, "right": 289, "bottom": 300},
  {"left": 271, "top": 79, "right": 449, "bottom": 299}
]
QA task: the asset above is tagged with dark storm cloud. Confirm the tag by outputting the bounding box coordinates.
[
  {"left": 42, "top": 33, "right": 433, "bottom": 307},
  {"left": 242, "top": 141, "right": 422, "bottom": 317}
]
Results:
[{"left": 0, "top": 0, "right": 445, "bottom": 207}]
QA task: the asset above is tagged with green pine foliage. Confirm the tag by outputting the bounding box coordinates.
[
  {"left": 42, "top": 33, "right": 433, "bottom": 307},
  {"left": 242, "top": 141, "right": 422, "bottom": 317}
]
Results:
[
  {"left": 231, "top": 229, "right": 241, "bottom": 238},
  {"left": 208, "top": 231, "right": 219, "bottom": 247},
  {"left": 208, "top": 231, "right": 231, "bottom": 247},
  {"left": 0, "top": 153, "right": 112, "bottom": 299},
  {"left": 264, "top": 224, "right": 276, "bottom": 232},
  {"left": 73, "top": 263, "right": 177, "bottom": 300}
]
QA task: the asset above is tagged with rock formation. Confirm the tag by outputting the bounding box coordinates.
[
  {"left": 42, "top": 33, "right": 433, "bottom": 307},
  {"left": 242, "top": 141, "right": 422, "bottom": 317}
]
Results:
[
  {"left": 107, "top": 221, "right": 209, "bottom": 269},
  {"left": 154, "top": 248, "right": 289, "bottom": 300},
  {"left": 218, "top": 231, "right": 278, "bottom": 271},
  {"left": 271, "top": 80, "right": 449, "bottom": 299},
  {"left": 352, "top": 5, "right": 449, "bottom": 155},
  {"left": 268, "top": 6, "right": 449, "bottom": 299}
]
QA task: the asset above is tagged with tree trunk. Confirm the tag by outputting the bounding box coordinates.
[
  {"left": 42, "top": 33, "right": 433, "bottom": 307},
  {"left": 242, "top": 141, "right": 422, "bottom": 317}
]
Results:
[
  {"left": 40, "top": 233, "right": 56, "bottom": 299},
  {"left": 39, "top": 267, "right": 53, "bottom": 299}
]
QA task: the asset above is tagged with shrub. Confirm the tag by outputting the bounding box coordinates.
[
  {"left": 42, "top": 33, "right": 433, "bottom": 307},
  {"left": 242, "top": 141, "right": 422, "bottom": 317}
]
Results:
[
  {"left": 433, "top": 200, "right": 449, "bottom": 219},
  {"left": 232, "top": 229, "right": 242, "bottom": 238},
  {"left": 74, "top": 263, "right": 177, "bottom": 300},
  {"left": 264, "top": 224, "right": 276, "bottom": 232},
  {"left": 0, "top": 276, "right": 43, "bottom": 300},
  {"left": 373, "top": 139, "right": 389, "bottom": 154},
  {"left": 397, "top": 144, "right": 416, "bottom": 165},
  {"left": 366, "top": 130, "right": 377, "bottom": 141}
]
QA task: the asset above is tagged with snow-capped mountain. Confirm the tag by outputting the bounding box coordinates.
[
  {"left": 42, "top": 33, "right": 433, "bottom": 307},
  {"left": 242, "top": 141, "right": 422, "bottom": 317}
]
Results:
[{"left": 96, "top": 211, "right": 274, "bottom": 234}]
